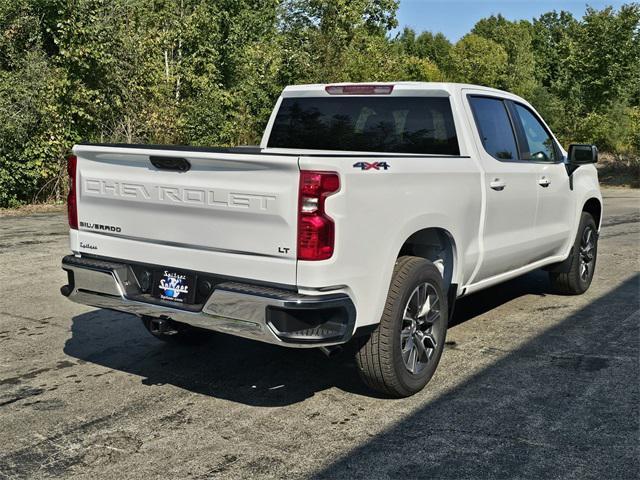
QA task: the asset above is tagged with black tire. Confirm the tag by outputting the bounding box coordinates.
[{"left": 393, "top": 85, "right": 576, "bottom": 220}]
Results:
[
  {"left": 141, "top": 316, "right": 209, "bottom": 345},
  {"left": 549, "top": 212, "right": 598, "bottom": 295},
  {"left": 355, "top": 256, "right": 448, "bottom": 398}
]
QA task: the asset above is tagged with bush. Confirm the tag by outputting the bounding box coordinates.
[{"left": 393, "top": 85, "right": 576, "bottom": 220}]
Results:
[{"left": 573, "top": 105, "right": 640, "bottom": 156}]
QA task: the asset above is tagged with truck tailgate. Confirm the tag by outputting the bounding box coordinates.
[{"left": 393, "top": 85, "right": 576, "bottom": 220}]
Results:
[{"left": 72, "top": 145, "right": 299, "bottom": 285}]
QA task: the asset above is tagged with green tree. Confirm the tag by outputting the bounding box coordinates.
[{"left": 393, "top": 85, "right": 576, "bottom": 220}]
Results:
[
  {"left": 396, "top": 27, "right": 417, "bottom": 55},
  {"left": 531, "top": 11, "right": 578, "bottom": 89},
  {"left": 449, "top": 34, "right": 508, "bottom": 87},
  {"left": 395, "top": 28, "right": 451, "bottom": 73},
  {"left": 414, "top": 31, "right": 452, "bottom": 72},
  {"left": 472, "top": 14, "right": 537, "bottom": 96},
  {"left": 279, "top": 0, "right": 399, "bottom": 82},
  {"left": 0, "top": 0, "right": 69, "bottom": 207},
  {"left": 567, "top": 5, "right": 640, "bottom": 112},
  {"left": 530, "top": 5, "right": 640, "bottom": 150}
]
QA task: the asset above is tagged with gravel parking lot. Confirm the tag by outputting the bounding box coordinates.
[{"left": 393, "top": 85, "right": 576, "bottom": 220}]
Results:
[{"left": 1, "top": 188, "right": 638, "bottom": 480}]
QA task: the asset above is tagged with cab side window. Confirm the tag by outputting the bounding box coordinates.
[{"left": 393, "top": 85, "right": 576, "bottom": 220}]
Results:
[
  {"left": 468, "top": 96, "right": 519, "bottom": 161},
  {"left": 512, "top": 103, "right": 558, "bottom": 162}
]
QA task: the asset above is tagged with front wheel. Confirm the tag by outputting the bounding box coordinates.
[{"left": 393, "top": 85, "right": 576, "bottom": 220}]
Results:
[
  {"left": 355, "top": 256, "right": 448, "bottom": 398},
  {"left": 549, "top": 212, "right": 598, "bottom": 295}
]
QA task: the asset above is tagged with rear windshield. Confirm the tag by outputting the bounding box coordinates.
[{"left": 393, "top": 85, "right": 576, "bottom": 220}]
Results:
[{"left": 267, "top": 96, "right": 460, "bottom": 155}]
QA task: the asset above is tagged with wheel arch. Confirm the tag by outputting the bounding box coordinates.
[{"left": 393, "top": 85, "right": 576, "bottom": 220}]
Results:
[
  {"left": 582, "top": 197, "right": 602, "bottom": 231},
  {"left": 396, "top": 227, "right": 458, "bottom": 293}
]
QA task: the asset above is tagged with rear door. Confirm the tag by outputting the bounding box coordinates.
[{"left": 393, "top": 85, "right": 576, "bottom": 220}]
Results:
[
  {"left": 465, "top": 93, "right": 539, "bottom": 282},
  {"left": 73, "top": 145, "right": 300, "bottom": 285}
]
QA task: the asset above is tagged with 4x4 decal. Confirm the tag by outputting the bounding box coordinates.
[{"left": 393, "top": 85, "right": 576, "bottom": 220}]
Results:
[{"left": 353, "top": 161, "right": 390, "bottom": 171}]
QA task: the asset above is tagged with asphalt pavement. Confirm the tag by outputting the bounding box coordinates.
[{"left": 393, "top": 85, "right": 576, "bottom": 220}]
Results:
[{"left": 0, "top": 187, "right": 638, "bottom": 479}]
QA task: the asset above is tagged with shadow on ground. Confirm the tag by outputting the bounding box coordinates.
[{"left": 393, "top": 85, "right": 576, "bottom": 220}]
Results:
[
  {"left": 312, "top": 274, "right": 640, "bottom": 479},
  {"left": 63, "top": 273, "right": 639, "bottom": 476},
  {"left": 65, "top": 308, "right": 367, "bottom": 407},
  {"left": 66, "top": 270, "right": 557, "bottom": 407}
]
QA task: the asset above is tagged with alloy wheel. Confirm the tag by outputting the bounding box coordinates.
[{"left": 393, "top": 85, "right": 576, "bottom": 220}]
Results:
[
  {"left": 579, "top": 226, "right": 596, "bottom": 281},
  {"left": 400, "top": 282, "right": 441, "bottom": 374}
]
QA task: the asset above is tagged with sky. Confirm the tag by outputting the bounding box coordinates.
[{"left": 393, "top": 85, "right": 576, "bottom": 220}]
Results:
[{"left": 394, "top": 0, "right": 629, "bottom": 41}]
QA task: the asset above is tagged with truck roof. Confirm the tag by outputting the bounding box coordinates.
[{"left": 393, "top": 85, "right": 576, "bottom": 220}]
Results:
[{"left": 282, "top": 82, "right": 526, "bottom": 103}]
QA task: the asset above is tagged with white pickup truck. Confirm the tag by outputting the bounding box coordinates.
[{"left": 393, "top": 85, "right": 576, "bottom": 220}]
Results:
[{"left": 61, "top": 82, "right": 602, "bottom": 397}]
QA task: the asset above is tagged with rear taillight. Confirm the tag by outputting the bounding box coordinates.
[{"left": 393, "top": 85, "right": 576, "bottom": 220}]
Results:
[
  {"left": 67, "top": 155, "right": 78, "bottom": 230},
  {"left": 298, "top": 171, "right": 340, "bottom": 261}
]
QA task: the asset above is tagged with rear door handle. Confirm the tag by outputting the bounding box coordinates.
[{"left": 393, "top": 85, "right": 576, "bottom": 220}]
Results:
[
  {"left": 538, "top": 176, "right": 551, "bottom": 187},
  {"left": 489, "top": 179, "right": 506, "bottom": 191}
]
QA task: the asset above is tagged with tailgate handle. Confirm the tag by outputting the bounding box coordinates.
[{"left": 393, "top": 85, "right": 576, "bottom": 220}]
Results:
[{"left": 150, "top": 156, "right": 191, "bottom": 172}]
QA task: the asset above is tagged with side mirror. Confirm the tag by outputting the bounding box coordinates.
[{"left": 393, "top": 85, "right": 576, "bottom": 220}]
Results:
[{"left": 568, "top": 144, "right": 598, "bottom": 165}]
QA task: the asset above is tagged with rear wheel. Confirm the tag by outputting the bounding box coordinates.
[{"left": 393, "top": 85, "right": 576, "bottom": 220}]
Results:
[
  {"left": 141, "top": 316, "right": 209, "bottom": 345},
  {"left": 355, "top": 256, "right": 448, "bottom": 398},
  {"left": 549, "top": 212, "right": 598, "bottom": 295}
]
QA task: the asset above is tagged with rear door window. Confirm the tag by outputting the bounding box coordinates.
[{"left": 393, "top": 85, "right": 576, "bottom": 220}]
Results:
[
  {"left": 268, "top": 96, "right": 460, "bottom": 155},
  {"left": 468, "top": 96, "right": 519, "bottom": 161}
]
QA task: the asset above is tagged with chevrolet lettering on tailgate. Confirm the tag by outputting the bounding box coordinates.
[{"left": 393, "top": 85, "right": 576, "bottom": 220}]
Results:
[{"left": 83, "top": 178, "right": 277, "bottom": 211}]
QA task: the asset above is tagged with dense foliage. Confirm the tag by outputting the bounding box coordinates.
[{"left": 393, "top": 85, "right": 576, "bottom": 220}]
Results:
[{"left": 1, "top": 0, "right": 638, "bottom": 206}]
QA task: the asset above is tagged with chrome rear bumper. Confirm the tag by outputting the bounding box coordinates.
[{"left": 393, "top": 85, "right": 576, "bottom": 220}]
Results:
[{"left": 61, "top": 255, "right": 355, "bottom": 348}]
